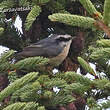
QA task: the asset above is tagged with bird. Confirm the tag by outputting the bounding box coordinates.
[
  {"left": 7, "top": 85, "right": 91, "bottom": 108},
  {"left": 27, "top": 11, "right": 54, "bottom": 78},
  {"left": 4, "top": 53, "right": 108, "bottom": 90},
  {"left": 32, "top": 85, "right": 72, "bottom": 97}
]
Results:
[{"left": 17, "top": 34, "right": 73, "bottom": 67}]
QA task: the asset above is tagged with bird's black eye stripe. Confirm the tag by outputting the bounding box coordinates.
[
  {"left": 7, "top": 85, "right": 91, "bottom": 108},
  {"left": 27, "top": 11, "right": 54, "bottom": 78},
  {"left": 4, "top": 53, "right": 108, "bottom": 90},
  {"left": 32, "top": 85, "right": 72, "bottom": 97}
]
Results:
[{"left": 56, "top": 37, "right": 71, "bottom": 41}]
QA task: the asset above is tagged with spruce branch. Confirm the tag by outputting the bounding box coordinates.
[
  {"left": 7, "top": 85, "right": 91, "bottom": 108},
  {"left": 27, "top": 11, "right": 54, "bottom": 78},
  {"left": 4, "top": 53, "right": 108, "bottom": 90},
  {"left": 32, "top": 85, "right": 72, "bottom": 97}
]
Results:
[
  {"left": 64, "top": 83, "right": 88, "bottom": 95},
  {"left": 90, "top": 48, "right": 110, "bottom": 61},
  {"left": 0, "top": 13, "right": 6, "bottom": 20},
  {"left": 44, "top": 78, "right": 67, "bottom": 89},
  {"left": 8, "top": 71, "right": 18, "bottom": 83},
  {"left": 3, "top": 102, "right": 26, "bottom": 110},
  {"left": 0, "top": 72, "right": 38, "bottom": 102},
  {"left": 11, "top": 80, "right": 41, "bottom": 102},
  {"left": 94, "top": 20, "right": 110, "bottom": 38},
  {"left": 14, "top": 57, "right": 49, "bottom": 71},
  {"left": 0, "top": 50, "right": 15, "bottom": 73},
  {"left": 57, "top": 72, "right": 92, "bottom": 86},
  {"left": 0, "top": 62, "right": 12, "bottom": 73},
  {"left": 0, "top": 50, "right": 15, "bottom": 63},
  {"left": 103, "top": 0, "right": 110, "bottom": 26},
  {"left": 37, "top": 106, "right": 45, "bottom": 110},
  {"left": 19, "top": 0, "right": 30, "bottom": 7},
  {"left": 3, "top": 102, "right": 39, "bottom": 110},
  {"left": 101, "top": 100, "right": 110, "bottom": 109},
  {"left": 93, "top": 78, "right": 110, "bottom": 90},
  {"left": 97, "top": 39, "right": 110, "bottom": 47},
  {"left": 48, "top": 13, "right": 96, "bottom": 30},
  {"left": 23, "top": 102, "right": 39, "bottom": 110},
  {"left": 37, "top": 75, "right": 50, "bottom": 85},
  {"left": 87, "top": 97, "right": 99, "bottom": 109},
  {"left": 90, "top": 107, "right": 101, "bottom": 110},
  {"left": 43, "top": 91, "right": 53, "bottom": 99},
  {"left": 78, "top": 57, "right": 96, "bottom": 77},
  {"left": 47, "top": 0, "right": 69, "bottom": 13},
  {"left": 32, "top": 0, "right": 50, "bottom": 5},
  {"left": 0, "top": 0, "right": 15, "bottom": 9},
  {"left": 25, "top": 5, "right": 41, "bottom": 30},
  {"left": 94, "top": 30, "right": 104, "bottom": 39},
  {"left": 0, "top": 27, "right": 4, "bottom": 36},
  {"left": 49, "top": 94, "right": 75, "bottom": 106},
  {"left": 79, "top": 0, "right": 102, "bottom": 19}
]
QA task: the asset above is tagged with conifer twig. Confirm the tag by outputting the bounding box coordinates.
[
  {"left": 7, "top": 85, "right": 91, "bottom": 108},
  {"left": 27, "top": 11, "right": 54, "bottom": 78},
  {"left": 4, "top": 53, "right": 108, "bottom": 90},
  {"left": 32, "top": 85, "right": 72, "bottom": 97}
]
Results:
[
  {"left": 49, "top": 13, "right": 96, "bottom": 29},
  {"left": 94, "top": 20, "right": 110, "bottom": 38},
  {"left": 0, "top": 72, "right": 38, "bottom": 102},
  {"left": 78, "top": 57, "right": 97, "bottom": 77},
  {"left": 79, "top": 0, "right": 102, "bottom": 19},
  {"left": 103, "top": 0, "right": 110, "bottom": 26}
]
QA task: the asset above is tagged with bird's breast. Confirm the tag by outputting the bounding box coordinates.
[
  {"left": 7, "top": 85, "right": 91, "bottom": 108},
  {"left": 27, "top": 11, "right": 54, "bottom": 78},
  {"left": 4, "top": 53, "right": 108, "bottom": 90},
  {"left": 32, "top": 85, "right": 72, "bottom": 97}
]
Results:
[{"left": 49, "top": 41, "right": 71, "bottom": 66}]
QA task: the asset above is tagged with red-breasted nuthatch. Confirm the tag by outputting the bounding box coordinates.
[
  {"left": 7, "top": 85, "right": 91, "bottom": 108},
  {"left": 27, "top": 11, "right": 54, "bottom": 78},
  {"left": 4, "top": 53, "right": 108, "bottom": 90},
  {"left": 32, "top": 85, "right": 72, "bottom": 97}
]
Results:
[{"left": 18, "top": 34, "right": 72, "bottom": 66}]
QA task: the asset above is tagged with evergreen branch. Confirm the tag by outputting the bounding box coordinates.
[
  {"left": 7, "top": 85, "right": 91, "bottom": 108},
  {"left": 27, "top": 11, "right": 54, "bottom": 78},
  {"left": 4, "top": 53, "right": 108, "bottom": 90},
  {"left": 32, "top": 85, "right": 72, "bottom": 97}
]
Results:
[
  {"left": 44, "top": 78, "right": 67, "bottom": 89},
  {"left": 32, "top": 0, "right": 50, "bottom": 5},
  {"left": 79, "top": 0, "right": 102, "bottom": 19},
  {"left": 0, "top": 13, "right": 6, "bottom": 20},
  {"left": 11, "top": 80, "right": 41, "bottom": 102},
  {"left": 14, "top": 57, "right": 49, "bottom": 71},
  {"left": 0, "top": 62, "right": 12, "bottom": 73},
  {"left": 94, "top": 30, "right": 104, "bottom": 39},
  {"left": 88, "top": 98, "right": 110, "bottom": 109},
  {"left": 0, "top": 50, "right": 15, "bottom": 63},
  {"left": 94, "top": 20, "right": 110, "bottom": 38},
  {"left": 3, "top": 102, "right": 26, "bottom": 110},
  {"left": 37, "top": 75, "right": 50, "bottom": 85},
  {"left": 3, "top": 102, "right": 39, "bottom": 110},
  {"left": 78, "top": 57, "right": 96, "bottom": 76},
  {"left": 57, "top": 72, "right": 92, "bottom": 86},
  {"left": 37, "top": 106, "right": 45, "bottom": 110},
  {"left": 64, "top": 83, "right": 88, "bottom": 95},
  {"left": 101, "top": 100, "right": 110, "bottom": 109},
  {"left": 90, "top": 107, "right": 101, "bottom": 110},
  {"left": 19, "top": 0, "right": 30, "bottom": 7},
  {"left": 47, "top": 0, "right": 69, "bottom": 13},
  {"left": 87, "top": 97, "right": 99, "bottom": 109},
  {"left": 43, "top": 91, "right": 53, "bottom": 99},
  {"left": 97, "top": 39, "right": 110, "bottom": 47},
  {"left": 0, "top": 27, "right": 4, "bottom": 36},
  {"left": 48, "top": 13, "right": 96, "bottom": 30},
  {"left": 0, "top": 72, "right": 38, "bottom": 102},
  {"left": 90, "top": 48, "right": 110, "bottom": 61},
  {"left": 8, "top": 71, "right": 18, "bottom": 83},
  {"left": 0, "top": 0, "right": 15, "bottom": 9},
  {"left": 57, "top": 0, "right": 67, "bottom": 6},
  {"left": 103, "top": 0, "right": 110, "bottom": 26},
  {"left": 50, "top": 94, "right": 75, "bottom": 106},
  {"left": 93, "top": 78, "right": 110, "bottom": 90},
  {"left": 22, "top": 102, "right": 39, "bottom": 110},
  {"left": 25, "top": 5, "right": 41, "bottom": 30}
]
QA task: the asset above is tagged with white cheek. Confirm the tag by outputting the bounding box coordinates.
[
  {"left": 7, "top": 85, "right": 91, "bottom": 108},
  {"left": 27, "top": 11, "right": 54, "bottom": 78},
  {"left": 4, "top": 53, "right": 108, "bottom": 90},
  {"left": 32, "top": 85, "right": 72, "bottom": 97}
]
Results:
[
  {"left": 59, "top": 42, "right": 66, "bottom": 47},
  {"left": 59, "top": 40, "right": 72, "bottom": 48}
]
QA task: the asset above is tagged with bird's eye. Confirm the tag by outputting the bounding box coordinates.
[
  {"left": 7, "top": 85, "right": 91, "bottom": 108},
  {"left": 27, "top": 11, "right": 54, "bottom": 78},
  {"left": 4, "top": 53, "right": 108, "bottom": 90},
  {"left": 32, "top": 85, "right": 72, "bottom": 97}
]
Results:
[{"left": 56, "top": 37, "right": 71, "bottom": 42}]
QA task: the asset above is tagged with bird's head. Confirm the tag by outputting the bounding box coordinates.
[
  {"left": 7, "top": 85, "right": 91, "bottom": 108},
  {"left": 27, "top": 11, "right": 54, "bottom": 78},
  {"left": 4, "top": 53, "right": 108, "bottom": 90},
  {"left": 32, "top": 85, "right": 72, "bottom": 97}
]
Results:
[
  {"left": 55, "top": 35, "right": 72, "bottom": 41},
  {"left": 55, "top": 35, "right": 72, "bottom": 47}
]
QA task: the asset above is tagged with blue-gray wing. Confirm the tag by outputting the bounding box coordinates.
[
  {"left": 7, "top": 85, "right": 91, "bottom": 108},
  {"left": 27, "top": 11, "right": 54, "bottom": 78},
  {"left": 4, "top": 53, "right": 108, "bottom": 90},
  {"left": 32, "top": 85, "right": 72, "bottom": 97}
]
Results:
[{"left": 18, "top": 36, "right": 63, "bottom": 57}]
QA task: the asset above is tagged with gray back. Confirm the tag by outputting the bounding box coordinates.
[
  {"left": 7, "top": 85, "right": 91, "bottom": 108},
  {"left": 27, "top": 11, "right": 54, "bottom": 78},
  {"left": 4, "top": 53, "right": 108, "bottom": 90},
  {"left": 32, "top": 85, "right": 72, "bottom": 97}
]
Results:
[{"left": 18, "top": 35, "right": 64, "bottom": 58}]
